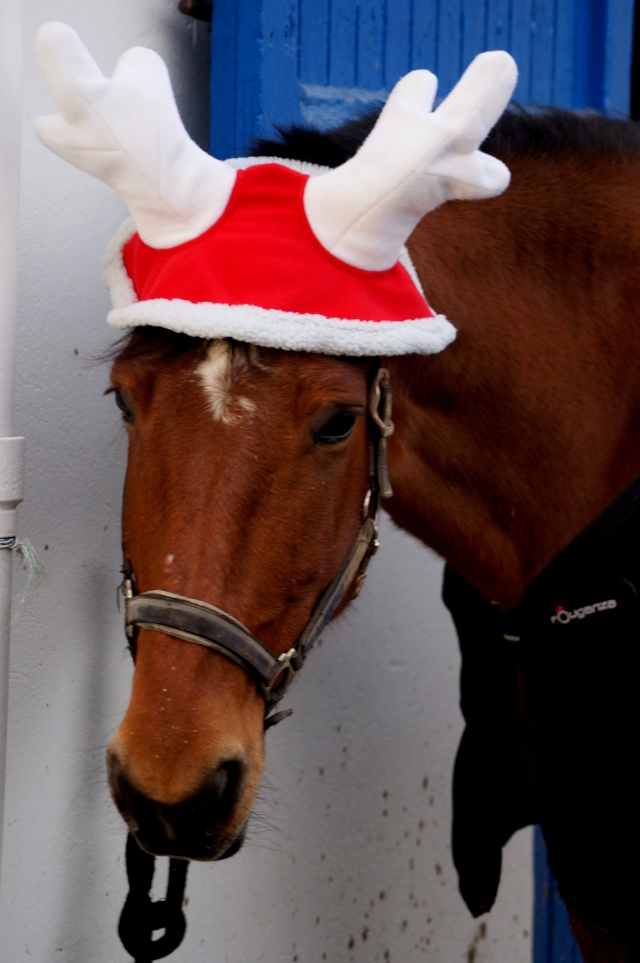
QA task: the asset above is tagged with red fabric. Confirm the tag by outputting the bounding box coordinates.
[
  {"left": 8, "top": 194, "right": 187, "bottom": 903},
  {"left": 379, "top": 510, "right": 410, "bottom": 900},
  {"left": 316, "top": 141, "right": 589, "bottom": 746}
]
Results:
[{"left": 122, "top": 164, "right": 433, "bottom": 322}]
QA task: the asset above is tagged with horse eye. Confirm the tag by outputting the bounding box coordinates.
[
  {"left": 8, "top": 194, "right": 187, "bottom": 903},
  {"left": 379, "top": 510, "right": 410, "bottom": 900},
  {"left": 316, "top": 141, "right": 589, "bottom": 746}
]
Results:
[
  {"left": 113, "top": 390, "right": 134, "bottom": 425},
  {"left": 314, "top": 410, "right": 358, "bottom": 445}
]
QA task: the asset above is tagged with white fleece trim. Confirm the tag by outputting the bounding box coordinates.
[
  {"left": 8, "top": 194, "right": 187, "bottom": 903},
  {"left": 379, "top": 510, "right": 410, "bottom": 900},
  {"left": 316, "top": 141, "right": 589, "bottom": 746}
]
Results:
[
  {"left": 224, "top": 156, "right": 331, "bottom": 177},
  {"left": 107, "top": 299, "right": 455, "bottom": 356},
  {"left": 103, "top": 218, "right": 137, "bottom": 309}
]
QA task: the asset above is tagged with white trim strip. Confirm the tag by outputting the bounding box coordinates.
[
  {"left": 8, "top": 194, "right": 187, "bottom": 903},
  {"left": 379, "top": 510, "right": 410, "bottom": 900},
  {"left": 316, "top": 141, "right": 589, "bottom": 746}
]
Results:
[{"left": 107, "top": 299, "right": 455, "bottom": 357}]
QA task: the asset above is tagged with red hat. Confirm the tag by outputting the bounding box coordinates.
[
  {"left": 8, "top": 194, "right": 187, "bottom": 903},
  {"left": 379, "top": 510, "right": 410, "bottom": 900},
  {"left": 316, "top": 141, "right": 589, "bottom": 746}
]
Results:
[
  {"left": 36, "top": 22, "right": 517, "bottom": 356},
  {"left": 104, "top": 161, "right": 453, "bottom": 356}
]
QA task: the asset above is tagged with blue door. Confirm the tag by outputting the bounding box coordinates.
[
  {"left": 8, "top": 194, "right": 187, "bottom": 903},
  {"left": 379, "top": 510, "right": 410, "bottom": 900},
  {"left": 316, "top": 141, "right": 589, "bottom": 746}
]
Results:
[
  {"left": 209, "top": 3, "right": 636, "bottom": 960},
  {"left": 211, "top": 0, "right": 635, "bottom": 157}
]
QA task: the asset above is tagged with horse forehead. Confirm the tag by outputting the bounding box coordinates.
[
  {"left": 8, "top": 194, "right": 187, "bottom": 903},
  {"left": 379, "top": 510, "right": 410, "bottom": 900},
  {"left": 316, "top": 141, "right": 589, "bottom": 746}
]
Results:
[
  {"left": 196, "top": 341, "right": 237, "bottom": 392},
  {"left": 196, "top": 341, "right": 257, "bottom": 424}
]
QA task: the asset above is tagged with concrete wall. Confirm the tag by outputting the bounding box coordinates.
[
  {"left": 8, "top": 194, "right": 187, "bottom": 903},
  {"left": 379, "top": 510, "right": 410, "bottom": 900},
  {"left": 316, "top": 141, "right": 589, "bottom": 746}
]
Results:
[{"left": 2, "top": 2, "right": 533, "bottom": 959}]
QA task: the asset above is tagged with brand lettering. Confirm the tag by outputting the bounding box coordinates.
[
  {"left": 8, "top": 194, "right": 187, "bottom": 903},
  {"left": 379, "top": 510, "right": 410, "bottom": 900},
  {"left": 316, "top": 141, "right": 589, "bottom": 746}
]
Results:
[{"left": 550, "top": 599, "right": 617, "bottom": 625}]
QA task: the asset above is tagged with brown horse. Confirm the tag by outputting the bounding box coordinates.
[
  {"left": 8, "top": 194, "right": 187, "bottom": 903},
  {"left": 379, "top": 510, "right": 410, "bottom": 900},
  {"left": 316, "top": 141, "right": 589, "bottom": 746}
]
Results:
[{"left": 103, "top": 106, "right": 640, "bottom": 963}]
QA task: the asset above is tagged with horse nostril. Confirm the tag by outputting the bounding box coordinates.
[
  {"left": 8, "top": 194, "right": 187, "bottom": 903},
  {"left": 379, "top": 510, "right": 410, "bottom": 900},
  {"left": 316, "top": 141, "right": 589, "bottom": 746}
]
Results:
[
  {"left": 212, "top": 765, "right": 228, "bottom": 798},
  {"left": 197, "top": 760, "right": 244, "bottom": 821}
]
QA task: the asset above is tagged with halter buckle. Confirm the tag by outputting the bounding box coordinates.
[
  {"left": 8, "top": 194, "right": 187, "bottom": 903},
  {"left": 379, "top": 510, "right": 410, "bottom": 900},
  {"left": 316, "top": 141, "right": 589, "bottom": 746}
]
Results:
[
  {"left": 122, "top": 578, "right": 135, "bottom": 640},
  {"left": 263, "top": 648, "right": 299, "bottom": 704},
  {"left": 369, "top": 367, "right": 395, "bottom": 438}
]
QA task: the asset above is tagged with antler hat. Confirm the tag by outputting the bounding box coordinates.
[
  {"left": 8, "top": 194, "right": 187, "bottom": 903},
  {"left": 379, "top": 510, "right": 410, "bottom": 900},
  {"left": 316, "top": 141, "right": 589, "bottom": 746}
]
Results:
[{"left": 35, "top": 22, "right": 517, "bottom": 356}]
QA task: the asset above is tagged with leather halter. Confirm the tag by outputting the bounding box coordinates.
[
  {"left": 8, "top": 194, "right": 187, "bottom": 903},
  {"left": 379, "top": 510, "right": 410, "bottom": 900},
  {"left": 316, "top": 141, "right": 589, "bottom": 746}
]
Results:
[{"left": 121, "top": 367, "right": 394, "bottom": 727}]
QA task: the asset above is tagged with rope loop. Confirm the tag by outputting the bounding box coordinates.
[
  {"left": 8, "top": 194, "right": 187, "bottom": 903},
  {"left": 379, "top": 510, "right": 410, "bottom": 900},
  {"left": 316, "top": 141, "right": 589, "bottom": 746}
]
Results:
[{"left": 118, "top": 834, "right": 189, "bottom": 962}]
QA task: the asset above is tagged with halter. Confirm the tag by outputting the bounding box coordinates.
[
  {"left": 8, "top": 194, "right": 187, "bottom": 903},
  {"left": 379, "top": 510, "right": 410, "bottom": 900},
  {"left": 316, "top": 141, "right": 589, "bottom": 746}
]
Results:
[{"left": 120, "top": 366, "right": 394, "bottom": 728}]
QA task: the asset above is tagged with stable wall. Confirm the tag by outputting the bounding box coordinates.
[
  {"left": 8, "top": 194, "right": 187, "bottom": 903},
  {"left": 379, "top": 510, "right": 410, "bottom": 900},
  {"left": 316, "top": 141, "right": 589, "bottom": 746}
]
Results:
[{"left": 1, "top": 2, "right": 532, "bottom": 960}]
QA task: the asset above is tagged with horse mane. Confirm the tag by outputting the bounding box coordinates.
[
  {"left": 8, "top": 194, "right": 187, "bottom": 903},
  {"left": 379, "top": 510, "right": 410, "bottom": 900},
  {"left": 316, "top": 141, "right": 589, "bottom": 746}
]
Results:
[
  {"left": 250, "top": 112, "right": 379, "bottom": 167},
  {"left": 251, "top": 103, "right": 640, "bottom": 168}
]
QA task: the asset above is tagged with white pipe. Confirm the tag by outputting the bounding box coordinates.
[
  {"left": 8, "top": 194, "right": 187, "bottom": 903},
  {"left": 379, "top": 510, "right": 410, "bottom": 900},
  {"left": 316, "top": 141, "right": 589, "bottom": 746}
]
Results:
[{"left": 0, "top": 0, "right": 25, "bottom": 880}]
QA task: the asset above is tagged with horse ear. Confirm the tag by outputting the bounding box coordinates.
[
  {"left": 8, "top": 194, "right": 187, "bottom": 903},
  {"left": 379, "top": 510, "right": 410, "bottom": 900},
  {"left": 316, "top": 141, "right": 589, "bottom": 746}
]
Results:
[
  {"left": 34, "top": 21, "right": 236, "bottom": 249},
  {"left": 304, "top": 51, "right": 518, "bottom": 271}
]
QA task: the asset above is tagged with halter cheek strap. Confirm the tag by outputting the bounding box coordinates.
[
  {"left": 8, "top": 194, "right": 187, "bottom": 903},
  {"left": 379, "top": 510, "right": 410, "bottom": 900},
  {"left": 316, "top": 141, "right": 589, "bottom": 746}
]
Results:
[{"left": 121, "top": 367, "right": 394, "bottom": 727}]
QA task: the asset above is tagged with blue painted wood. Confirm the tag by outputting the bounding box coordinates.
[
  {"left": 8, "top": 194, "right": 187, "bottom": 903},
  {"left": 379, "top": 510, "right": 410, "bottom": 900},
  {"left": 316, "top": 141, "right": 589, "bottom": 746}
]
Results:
[
  {"left": 210, "top": 0, "right": 260, "bottom": 157},
  {"left": 261, "top": 0, "right": 301, "bottom": 139},
  {"left": 530, "top": 0, "right": 555, "bottom": 105},
  {"left": 574, "top": 0, "right": 606, "bottom": 111},
  {"left": 210, "top": 4, "right": 637, "bottom": 961},
  {"left": 212, "top": 0, "right": 635, "bottom": 156},
  {"left": 328, "top": 0, "right": 358, "bottom": 87},
  {"left": 356, "top": 0, "right": 385, "bottom": 89},
  {"left": 509, "top": 0, "right": 533, "bottom": 100},
  {"left": 533, "top": 829, "right": 584, "bottom": 963},
  {"left": 384, "top": 0, "right": 412, "bottom": 88},
  {"left": 606, "top": 0, "right": 637, "bottom": 114},
  {"left": 411, "top": 0, "right": 438, "bottom": 76},
  {"left": 551, "top": 0, "right": 576, "bottom": 107},
  {"left": 299, "top": 0, "right": 330, "bottom": 86},
  {"left": 461, "top": 1, "right": 489, "bottom": 70},
  {"left": 210, "top": 0, "right": 302, "bottom": 157}
]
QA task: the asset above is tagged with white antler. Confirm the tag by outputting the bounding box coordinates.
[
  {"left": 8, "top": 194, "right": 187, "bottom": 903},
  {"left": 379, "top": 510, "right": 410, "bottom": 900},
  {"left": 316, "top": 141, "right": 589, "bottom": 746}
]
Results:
[
  {"left": 35, "top": 21, "right": 235, "bottom": 249},
  {"left": 305, "top": 51, "right": 518, "bottom": 271}
]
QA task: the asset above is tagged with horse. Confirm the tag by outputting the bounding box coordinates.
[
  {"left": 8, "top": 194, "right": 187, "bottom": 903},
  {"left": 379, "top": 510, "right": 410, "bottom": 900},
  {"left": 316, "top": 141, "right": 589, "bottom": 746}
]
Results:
[
  {"left": 35, "top": 23, "right": 640, "bottom": 963},
  {"left": 102, "top": 106, "right": 640, "bottom": 963}
]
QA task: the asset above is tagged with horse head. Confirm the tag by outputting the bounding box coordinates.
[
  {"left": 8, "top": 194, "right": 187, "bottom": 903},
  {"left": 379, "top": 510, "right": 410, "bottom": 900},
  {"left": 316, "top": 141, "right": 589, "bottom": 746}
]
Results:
[
  {"left": 35, "top": 22, "right": 516, "bottom": 859},
  {"left": 107, "top": 335, "right": 379, "bottom": 857}
]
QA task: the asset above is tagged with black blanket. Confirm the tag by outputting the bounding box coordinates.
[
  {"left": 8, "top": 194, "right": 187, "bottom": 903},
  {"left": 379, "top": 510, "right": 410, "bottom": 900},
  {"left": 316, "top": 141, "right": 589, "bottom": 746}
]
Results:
[{"left": 443, "top": 475, "right": 640, "bottom": 946}]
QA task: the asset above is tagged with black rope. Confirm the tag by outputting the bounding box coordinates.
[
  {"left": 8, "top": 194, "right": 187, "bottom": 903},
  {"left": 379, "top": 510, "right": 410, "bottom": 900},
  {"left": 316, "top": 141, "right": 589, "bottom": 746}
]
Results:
[{"left": 118, "top": 833, "right": 189, "bottom": 962}]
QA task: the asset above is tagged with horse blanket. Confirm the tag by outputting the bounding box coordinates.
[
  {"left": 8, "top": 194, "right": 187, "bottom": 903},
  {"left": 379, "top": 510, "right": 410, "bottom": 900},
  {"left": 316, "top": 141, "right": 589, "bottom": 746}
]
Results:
[{"left": 444, "top": 475, "right": 640, "bottom": 948}]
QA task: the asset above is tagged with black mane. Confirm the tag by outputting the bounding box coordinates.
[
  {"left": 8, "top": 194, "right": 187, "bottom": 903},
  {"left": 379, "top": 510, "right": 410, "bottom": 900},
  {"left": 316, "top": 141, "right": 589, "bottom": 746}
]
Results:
[
  {"left": 250, "top": 112, "right": 379, "bottom": 168},
  {"left": 250, "top": 103, "right": 640, "bottom": 168}
]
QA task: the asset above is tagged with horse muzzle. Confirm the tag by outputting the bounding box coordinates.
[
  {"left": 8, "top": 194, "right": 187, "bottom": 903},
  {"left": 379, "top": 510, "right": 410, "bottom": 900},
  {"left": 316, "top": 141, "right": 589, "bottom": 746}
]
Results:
[{"left": 108, "top": 751, "right": 248, "bottom": 861}]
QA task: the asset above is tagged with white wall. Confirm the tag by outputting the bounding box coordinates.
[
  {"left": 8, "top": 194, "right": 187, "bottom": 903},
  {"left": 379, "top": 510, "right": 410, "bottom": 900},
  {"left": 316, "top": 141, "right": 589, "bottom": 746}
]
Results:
[{"left": 2, "top": 3, "right": 533, "bottom": 960}]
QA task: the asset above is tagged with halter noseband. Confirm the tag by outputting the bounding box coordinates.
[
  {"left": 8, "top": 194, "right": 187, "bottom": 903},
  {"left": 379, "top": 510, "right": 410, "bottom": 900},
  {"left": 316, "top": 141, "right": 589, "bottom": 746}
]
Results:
[{"left": 121, "top": 367, "right": 394, "bottom": 727}]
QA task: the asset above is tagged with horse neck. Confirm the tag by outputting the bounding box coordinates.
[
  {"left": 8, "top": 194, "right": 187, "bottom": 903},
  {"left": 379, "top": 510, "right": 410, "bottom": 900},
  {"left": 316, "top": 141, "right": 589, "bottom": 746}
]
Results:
[{"left": 385, "top": 161, "right": 640, "bottom": 606}]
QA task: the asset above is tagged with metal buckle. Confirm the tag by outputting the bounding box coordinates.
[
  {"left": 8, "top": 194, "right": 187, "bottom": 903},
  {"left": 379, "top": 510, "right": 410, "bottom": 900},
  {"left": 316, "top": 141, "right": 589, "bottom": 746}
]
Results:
[
  {"left": 276, "top": 647, "right": 298, "bottom": 680},
  {"left": 263, "top": 647, "right": 299, "bottom": 704},
  {"left": 369, "top": 368, "right": 395, "bottom": 439},
  {"left": 122, "top": 578, "right": 135, "bottom": 639},
  {"left": 368, "top": 368, "right": 394, "bottom": 500}
]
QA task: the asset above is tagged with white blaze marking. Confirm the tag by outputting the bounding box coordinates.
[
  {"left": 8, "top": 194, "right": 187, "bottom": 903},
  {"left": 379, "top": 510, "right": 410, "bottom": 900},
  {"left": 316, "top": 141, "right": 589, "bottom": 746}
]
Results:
[{"left": 196, "top": 341, "right": 256, "bottom": 424}]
